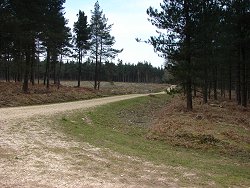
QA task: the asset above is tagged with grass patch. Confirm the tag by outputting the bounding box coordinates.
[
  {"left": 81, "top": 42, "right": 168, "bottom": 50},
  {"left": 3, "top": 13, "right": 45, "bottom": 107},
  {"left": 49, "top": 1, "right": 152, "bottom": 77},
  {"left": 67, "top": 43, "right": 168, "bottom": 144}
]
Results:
[{"left": 57, "top": 94, "right": 250, "bottom": 187}]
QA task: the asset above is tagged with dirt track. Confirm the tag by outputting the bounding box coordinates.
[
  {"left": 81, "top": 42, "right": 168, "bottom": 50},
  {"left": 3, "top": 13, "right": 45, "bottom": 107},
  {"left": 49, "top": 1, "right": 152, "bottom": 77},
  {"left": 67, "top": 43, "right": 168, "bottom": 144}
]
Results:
[
  {"left": 0, "top": 93, "right": 153, "bottom": 121},
  {"left": 0, "top": 93, "right": 193, "bottom": 187}
]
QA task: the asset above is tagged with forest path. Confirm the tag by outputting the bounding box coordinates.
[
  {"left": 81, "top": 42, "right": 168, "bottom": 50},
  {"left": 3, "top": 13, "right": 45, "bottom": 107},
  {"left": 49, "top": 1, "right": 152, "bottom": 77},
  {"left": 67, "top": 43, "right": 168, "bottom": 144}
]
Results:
[
  {"left": 0, "top": 92, "right": 187, "bottom": 187},
  {"left": 0, "top": 93, "right": 158, "bottom": 121}
]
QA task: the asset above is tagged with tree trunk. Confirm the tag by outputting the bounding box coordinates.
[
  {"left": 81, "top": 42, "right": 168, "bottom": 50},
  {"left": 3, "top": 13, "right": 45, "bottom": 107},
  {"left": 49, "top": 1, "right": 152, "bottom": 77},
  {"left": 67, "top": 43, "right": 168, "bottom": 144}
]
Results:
[
  {"left": 213, "top": 65, "right": 217, "bottom": 100},
  {"left": 46, "top": 50, "right": 50, "bottom": 89},
  {"left": 53, "top": 61, "right": 56, "bottom": 85},
  {"left": 77, "top": 50, "right": 82, "bottom": 87},
  {"left": 17, "top": 51, "right": 22, "bottom": 82},
  {"left": 97, "top": 62, "right": 101, "bottom": 90},
  {"left": 30, "top": 39, "right": 36, "bottom": 86},
  {"left": 208, "top": 81, "right": 211, "bottom": 99},
  {"left": 22, "top": 47, "right": 31, "bottom": 93},
  {"left": 98, "top": 39, "right": 103, "bottom": 90},
  {"left": 228, "top": 61, "right": 232, "bottom": 100},
  {"left": 94, "top": 37, "right": 99, "bottom": 90},
  {"left": 184, "top": 0, "right": 192, "bottom": 110},
  {"left": 37, "top": 56, "right": 40, "bottom": 84},
  {"left": 203, "top": 68, "right": 208, "bottom": 104},
  {"left": 186, "top": 78, "right": 192, "bottom": 110},
  {"left": 36, "top": 41, "right": 40, "bottom": 84},
  {"left": 4, "top": 53, "right": 9, "bottom": 82},
  {"left": 57, "top": 54, "right": 63, "bottom": 89},
  {"left": 51, "top": 52, "right": 57, "bottom": 85},
  {"left": 248, "top": 79, "right": 250, "bottom": 103},
  {"left": 193, "top": 83, "right": 197, "bottom": 98},
  {"left": 44, "top": 64, "right": 47, "bottom": 86},
  {"left": 236, "top": 59, "right": 241, "bottom": 105},
  {"left": 240, "top": 45, "right": 247, "bottom": 107}
]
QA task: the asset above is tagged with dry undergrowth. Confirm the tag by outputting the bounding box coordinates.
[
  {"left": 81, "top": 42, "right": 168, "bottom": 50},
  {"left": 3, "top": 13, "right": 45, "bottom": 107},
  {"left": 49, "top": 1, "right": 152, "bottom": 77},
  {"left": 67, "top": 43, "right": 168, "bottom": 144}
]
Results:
[
  {"left": 148, "top": 95, "right": 250, "bottom": 158},
  {"left": 0, "top": 81, "right": 168, "bottom": 108},
  {"left": 0, "top": 81, "right": 99, "bottom": 107}
]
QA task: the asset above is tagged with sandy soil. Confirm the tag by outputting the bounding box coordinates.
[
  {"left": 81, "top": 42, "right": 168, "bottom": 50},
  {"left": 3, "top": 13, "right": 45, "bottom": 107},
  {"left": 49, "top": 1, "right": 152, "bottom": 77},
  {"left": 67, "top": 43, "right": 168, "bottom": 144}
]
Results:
[{"left": 0, "top": 93, "right": 197, "bottom": 187}]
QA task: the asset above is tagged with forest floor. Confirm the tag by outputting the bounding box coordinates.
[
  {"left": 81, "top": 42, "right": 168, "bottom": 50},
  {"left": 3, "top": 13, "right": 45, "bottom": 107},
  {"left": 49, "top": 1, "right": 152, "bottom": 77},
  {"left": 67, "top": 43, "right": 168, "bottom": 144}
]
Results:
[
  {"left": 0, "top": 81, "right": 249, "bottom": 187},
  {"left": 0, "top": 81, "right": 168, "bottom": 108}
]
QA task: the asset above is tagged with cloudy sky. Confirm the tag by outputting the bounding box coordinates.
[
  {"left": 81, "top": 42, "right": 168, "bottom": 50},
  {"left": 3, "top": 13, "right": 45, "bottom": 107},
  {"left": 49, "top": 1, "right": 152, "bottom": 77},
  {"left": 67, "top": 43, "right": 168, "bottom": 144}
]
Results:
[{"left": 64, "top": 0, "right": 163, "bottom": 68}]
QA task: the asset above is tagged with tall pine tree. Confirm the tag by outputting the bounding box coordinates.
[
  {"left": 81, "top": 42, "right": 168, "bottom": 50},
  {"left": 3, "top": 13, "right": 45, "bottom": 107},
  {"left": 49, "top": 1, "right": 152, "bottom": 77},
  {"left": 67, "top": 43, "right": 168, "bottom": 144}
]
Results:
[
  {"left": 73, "top": 10, "right": 90, "bottom": 87},
  {"left": 89, "top": 1, "right": 122, "bottom": 89},
  {"left": 147, "top": 0, "right": 200, "bottom": 110}
]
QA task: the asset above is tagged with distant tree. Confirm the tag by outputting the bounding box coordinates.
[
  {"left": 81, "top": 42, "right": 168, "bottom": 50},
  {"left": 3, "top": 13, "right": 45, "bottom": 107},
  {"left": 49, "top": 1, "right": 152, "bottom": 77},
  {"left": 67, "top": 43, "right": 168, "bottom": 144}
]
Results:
[{"left": 73, "top": 10, "right": 90, "bottom": 87}]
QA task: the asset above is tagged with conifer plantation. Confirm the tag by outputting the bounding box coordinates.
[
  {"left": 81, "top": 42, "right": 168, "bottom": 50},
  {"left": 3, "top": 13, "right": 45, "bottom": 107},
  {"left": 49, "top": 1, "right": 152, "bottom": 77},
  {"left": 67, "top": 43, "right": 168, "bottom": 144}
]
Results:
[
  {"left": 0, "top": 0, "right": 164, "bottom": 93},
  {"left": 147, "top": 0, "right": 250, "bottom": 109},
  {"left": 0, "top": 0, "right": 249, "bottom": 109},
  {"left": 0, "top": 1, "right": 249, "bottom": 186}
]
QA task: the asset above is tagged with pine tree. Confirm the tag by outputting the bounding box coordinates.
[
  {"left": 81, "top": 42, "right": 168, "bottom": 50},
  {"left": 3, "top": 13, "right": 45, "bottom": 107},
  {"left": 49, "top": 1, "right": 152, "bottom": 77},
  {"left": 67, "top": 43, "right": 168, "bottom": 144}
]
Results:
[
  {"left": 73, "top": 10, "right": 90, "bottom": 87},
  {"left": 147, "top": 0, "right": 250, "bottom": 108},
  {"left": 147, "top": 0, "right": 200, "bottom": 110},
  {"left": 230, "top": 0, "right": 250, "bottom": 107},
  {"left": 89, "top": 1, "right": 122, "bottom": 89},
  {"left": 8, "top": 0, "right": 46, "bottom": 92},
  {"left": 41, "top": 0, "right": 68, "bottom": 89}
]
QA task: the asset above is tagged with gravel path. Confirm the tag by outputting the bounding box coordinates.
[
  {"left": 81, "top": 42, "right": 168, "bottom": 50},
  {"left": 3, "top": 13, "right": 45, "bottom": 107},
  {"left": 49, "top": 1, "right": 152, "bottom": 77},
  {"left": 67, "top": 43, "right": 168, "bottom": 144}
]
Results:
[
  {"left": 0, "top": 93, "right": 195, "bottom": 187},
  {"left": 0, "top": 93, "right": 153, "bottom": 121}
]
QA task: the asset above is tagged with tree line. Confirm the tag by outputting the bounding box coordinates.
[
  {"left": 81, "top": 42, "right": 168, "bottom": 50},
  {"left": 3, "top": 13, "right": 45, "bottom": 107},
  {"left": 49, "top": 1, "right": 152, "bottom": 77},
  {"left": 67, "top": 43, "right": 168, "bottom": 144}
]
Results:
[
  {"left": 147, "top": 0, "right": 250, "bottom": 109},
  {"left": 0, "top": 1, "right": 163, "bottom": 92},
  {"left": 0, "top": 58, "right": 164, "bottom": 84},
  {"left": 0, "top": 0, "right": 70, "bottom": 92}
]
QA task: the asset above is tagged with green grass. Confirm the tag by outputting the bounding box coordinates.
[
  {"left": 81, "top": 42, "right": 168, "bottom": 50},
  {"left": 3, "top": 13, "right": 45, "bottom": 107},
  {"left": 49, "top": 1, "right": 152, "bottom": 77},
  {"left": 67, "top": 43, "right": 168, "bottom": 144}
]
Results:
[{"left": 57, "top": 94, "right": 250, "bottom": 187}]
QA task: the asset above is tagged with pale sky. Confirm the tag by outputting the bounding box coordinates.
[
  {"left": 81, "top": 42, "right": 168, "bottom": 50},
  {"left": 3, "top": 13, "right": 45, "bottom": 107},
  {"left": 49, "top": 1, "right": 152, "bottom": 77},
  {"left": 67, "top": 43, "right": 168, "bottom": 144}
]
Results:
[{"left": 64, "top": 0, "right": 164, "bottom": 68}]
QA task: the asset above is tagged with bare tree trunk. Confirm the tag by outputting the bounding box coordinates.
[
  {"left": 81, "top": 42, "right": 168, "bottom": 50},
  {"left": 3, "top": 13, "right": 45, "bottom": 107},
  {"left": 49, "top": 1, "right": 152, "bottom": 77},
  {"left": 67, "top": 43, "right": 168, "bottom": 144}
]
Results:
[
  {"left": 77, "top": 50, "right": 82, "bottom": 87},
  {"left": 23, "top": 45, "right": 30, "bottom": 93},
  {"left": 203, "top": 68, "right": 208, "bottom": 104},
  {"left": 228, "top": 61, "right": 232, "bottom": 100},
  {"left": 46, "top": 50, "right": 50, "bottom": 89},
  {"left": 4, "top": 53, "right": 9, "bottom": 82},
  {"left": 57, "top": 54, "right": 63, "bottom": 89},
  {"left": 213, "top": 65, "right": 217, "bottom": 100},
  {"left": 30, "top": 39, "right": 36, "bottom": 86},
  {"left": 36, "top": 41, "right": 40, "bottom": 84},
  {"left": 94, "top": 37, "right": 99, "bottom": 90},
  {"left": 193, "top": 82, "right": 197, "bottom": 98},
  {"left": 44, "top": 64, "right": 47, "bottom": 86},
  {"left": 184, "top": 0, "right": 192, "bottom": 110},
  {"left": 236, "top": 52, "right": 241, "bottom": 105},
  {"left": 208, "top": 81, "right": 211, "bottom": 99},
  {"left": 97, "top": 39, "right": 103, "bottom": 90},
  {"left": 17, "top": 51, "right": 22, "bottom": 82},
  {"left": 241, "top": 45, "right": 247, "bottom": 107},
  {"left": 248, "top": 79, "right": 250, "bottom": 103},
  {"left": 37, "top": 57, "right": 40, "bottom": 84},
  {"left": 51, "top": 52, "right": 57, "bottom": 85}
]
